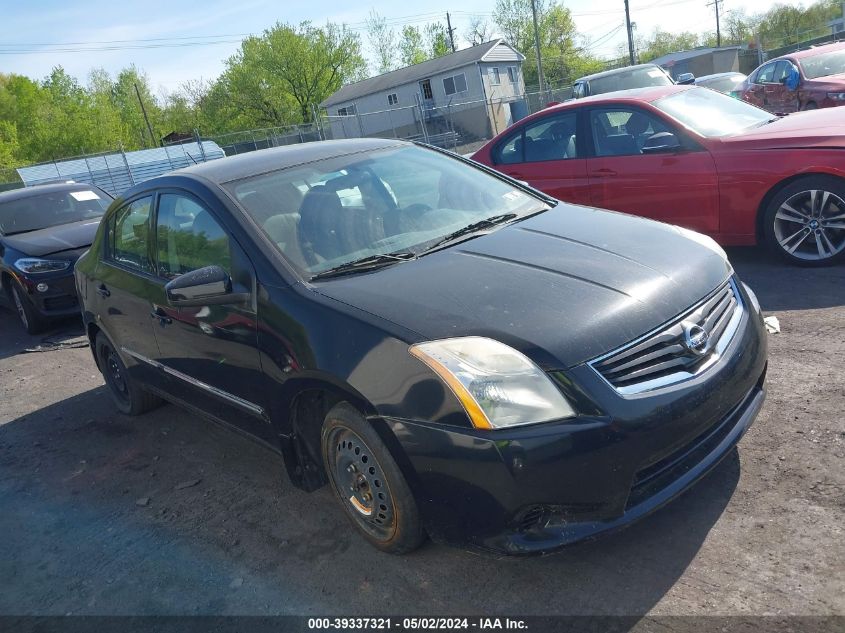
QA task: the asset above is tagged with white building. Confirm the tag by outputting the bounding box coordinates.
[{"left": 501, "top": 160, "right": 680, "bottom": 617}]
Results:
[{"left": 321, "top": 40, "right": 526, "bottom": 144}]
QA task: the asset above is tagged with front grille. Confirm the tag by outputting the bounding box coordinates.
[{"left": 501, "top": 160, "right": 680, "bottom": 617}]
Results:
[{"left": 591, "top": 279, "right": 742, "bottom": 393}]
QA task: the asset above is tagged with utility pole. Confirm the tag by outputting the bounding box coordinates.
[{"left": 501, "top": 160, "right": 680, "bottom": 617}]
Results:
[
  {"left": 530, "top": 0, "right": 546, "bottom": 97},
  {"left": 134, "top": 82, "right": 156, "bottom": 147},
  {"left": 707, "top": 0, "right": 722, "bottom": 47},
  {"left": 446, "top": 12, "right": 457, "bottom": 53},
  {"left": 624, "top": 0, "right": 635, "bottom": 65}
]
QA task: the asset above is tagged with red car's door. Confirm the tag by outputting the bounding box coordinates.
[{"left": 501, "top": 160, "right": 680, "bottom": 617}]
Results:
[
  {"left": 743, "top": 61, "right": 775, "bottom": 109},
  {"left": 487, "top": 109, "right": 591, "bottom": 205},
  {"left": 764, "top": 61, "right": 800, "bottom": 113},
  {"left": 585, "top": 106, "right": 720, "bottom": 235}
]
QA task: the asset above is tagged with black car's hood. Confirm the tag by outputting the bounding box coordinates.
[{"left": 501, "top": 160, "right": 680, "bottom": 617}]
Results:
[
  {"left": 1, "top": 218, "right": 102, "bottom": 257},
  {"left": 314, "top": 204, "right": 733, "bottom": 369}
]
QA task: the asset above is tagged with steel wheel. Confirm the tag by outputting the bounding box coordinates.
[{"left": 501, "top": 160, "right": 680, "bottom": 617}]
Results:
[
  {"left": 772, "top": 188, "right": 845, "bottom": 262},
  {"left": 327, "top": 425, "right": 396, "bottom": 541},
  {"left": 103, "top": 347, "right": 130, "bottom": 405},
  {"left": 321, "top": 402, "right": 425, "bottom": 554}
]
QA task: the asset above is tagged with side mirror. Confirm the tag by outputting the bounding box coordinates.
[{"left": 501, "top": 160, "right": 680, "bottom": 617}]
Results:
[
  {"left": 165, "top": 265, "right": 248, "bottom": 307},
  {"left": 676, "top": 72, "right": 695, "bottom": 85},
  {"left": 641, "top": 132, "right": 682, "bottom": 154}
]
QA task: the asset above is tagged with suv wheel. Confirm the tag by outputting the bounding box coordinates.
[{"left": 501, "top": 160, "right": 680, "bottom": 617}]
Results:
[{"left": 10, "top": 281, "right": 45, "bottom": 335}]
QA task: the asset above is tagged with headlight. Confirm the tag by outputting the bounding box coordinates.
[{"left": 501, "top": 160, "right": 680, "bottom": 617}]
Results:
[
  {"left": 673, "top": 225, "right": 729, "bottom": 262},
  {"left": 409, "top": 337, "right": 576, "bottom": 429},
  {"left": 14, "top": 258, "right": 71, "bottom": 274},
  {"left": 827, "top": 92, "right": 845, "bottom": 101}
]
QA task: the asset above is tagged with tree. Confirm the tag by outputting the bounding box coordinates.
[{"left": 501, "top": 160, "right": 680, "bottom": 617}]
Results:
[
  {"left": 465, "top": 16, "right": 494, "bottom": 46},
  {"left": 366, "top": 10, "right": 398, "bottom": 74},
  {"left": 400, "top": 26, "right": 428, "bottom": 66},
  {"left": 224, "top": 21, "right": 367, "bottom": 125},
  {"left": 425, "top": 23, "right": 451, "bottom": 59},
  {"left": 494, "top": 0, "right": 586, "bottom": 88},
  {"left": 637, "top": 29, "right": 702, "bottom": 63}
]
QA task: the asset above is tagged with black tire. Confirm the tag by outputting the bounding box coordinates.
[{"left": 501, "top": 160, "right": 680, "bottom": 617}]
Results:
[
  {"left": 95, "top": 332, "right": 162, "bottom": 416},
  {"left": 321, "top": 402, "right": 425, "bottom": 554},
  {"left": 803, "top": 101, "right": 818, "bottom": 111},
  {"left": 9, "top": 280, "right": 46, "bottom": 335},
  {"left": 762, "top": 175, "right": 845, "bottom": 266}
]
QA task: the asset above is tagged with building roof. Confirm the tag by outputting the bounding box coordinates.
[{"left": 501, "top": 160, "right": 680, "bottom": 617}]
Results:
[
  {"left": 320, "top": 39, "right": 523, "bottom": 107},
  {"left": 649, "top": 46, "right": 743, "bottom": 67}
]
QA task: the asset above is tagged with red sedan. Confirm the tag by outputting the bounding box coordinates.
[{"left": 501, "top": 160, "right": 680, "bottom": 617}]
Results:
[
  {"left": 739, "top": 41, "right": 845, "bottom": 113},
  {"left": 471, "top": 85, "right": 845, "bottom": 265}
]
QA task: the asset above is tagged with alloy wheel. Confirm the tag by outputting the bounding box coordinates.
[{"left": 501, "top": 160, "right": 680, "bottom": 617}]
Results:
[
  {"left": 327, "top": 425, "right": 396, "bottom": 541},
  {"left": 773, "top": 189, "right": 845, "bottom": 261}
]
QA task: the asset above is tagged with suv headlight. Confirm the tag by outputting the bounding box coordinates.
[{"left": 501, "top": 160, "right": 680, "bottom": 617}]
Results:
[
  {"left": 410, "top": 337, "right": 576, "bottom": 429},
  {"left": 14, "top": 258, "right": 71, "bottom": 274},
  {"left": 827, "top": 92, "right": 845, "bottom": 101}
]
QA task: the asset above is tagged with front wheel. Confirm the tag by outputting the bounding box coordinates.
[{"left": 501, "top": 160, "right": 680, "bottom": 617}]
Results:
[
  {"left": 321, "top": 403, "right": 425, "bottom": 554},
  {"left": 763, "top": 176, "right": 845, "bottom": 266},
  {"left": 10, "top": 281, "right": 45, "bottom": 335}
]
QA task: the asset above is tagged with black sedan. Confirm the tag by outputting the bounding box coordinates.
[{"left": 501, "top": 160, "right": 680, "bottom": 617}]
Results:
[
  {"left": 1, "top": 182, "right": 112, "bottom": 333},
  {"left": 75, "top": 139, "right": 768, "bottom": 555}
]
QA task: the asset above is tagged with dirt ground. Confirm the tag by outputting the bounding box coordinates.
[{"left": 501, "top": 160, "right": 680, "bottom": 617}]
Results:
[{"left": 0, "top": 246, "right": 842, "bottom": 618}]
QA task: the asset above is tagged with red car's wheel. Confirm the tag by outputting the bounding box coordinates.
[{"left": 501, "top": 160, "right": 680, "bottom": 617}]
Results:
[{"left": 763, "top": 176, "right": 845, "bottom": 266}]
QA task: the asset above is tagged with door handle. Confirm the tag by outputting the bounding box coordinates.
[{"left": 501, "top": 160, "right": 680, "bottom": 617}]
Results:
[
  {"left": 589, "top": 168, "right": 618, "bottom": 178},
  {"left": 96, "top": 284, "right": 110, "bottom": 298},
  {"left": 150, "top": 308, "right": 172, "bottom": 325}
]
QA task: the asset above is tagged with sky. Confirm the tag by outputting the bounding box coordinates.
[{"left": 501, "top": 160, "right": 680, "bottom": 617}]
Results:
[{"left": 2, "top": 0, "right": 794, "bottom": 95}]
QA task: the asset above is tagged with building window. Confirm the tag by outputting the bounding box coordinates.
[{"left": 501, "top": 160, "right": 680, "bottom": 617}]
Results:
[
  {"left": 337, "top": 105, "right": 356, "bottom": 116},
  {"left": 442, "top": 73, "right": 468, "bottom": 96},
  {"left": 387, "top": 93, "right": 398, "bottom": 106},
  {"left": 489, "top": 67, "right": 501, "bottom": 85},
  {"left": 507, "top": 66, "right": 518, "bottom": 83}
]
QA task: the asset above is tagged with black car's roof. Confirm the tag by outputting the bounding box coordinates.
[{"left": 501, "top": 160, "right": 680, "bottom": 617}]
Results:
[
  {"left": 173, "top": 138, "right": 411, "bottom": 185},
  {"left": 0, "top": 182, "right": 105, "bottom": 204}
]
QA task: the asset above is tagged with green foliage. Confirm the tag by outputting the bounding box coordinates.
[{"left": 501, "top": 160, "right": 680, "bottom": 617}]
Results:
[
  {"left": 366, "top": 11, "right": 399, "bottom": 74},
  {"left": 757, "top": 0, "right": 843, "bottom": 49},
  {"left": 494, "top": 0, "right": 602, "bottom": 88},
  {"left": 425, "top": 23, "right": 451, "bottom": 58},
  {"left": 637, "top": 29, "right": 705, "bottom": 63},
  {"left": 400, "top": 26, "right": 428, "bottom": 67}
]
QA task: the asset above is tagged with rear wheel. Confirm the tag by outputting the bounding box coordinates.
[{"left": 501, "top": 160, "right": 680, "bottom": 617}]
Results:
[
  {"left": 763, "top": 176, "right": 845, "bottom": 266},
  {"left": 803, "top": 101, "right": 818, "bottom": 110},
  {"left": 95, "top": 332, "right": 162, "bottom": 415},
  {"left": 321, "top": 403, "right": 425, "bottom": 554},
  {"left": 10, "top": 281, "right": 45, "bottom": 335}
]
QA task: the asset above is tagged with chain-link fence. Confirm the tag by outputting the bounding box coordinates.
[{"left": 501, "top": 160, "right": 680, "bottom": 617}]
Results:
[
  {"left": 1, "top": 85, "right": 577, "bottom": 196},
  {"left": 320, "top": 87, "right": 574, "bottom": 156}
]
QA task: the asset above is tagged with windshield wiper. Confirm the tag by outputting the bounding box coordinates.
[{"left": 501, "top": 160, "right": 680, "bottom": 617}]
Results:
[
  {"left": 309, "top": 251, "right": 417, "bottom": 281},
  {"left": 420, "top": 213, "right": 518, "bottom": 255}
]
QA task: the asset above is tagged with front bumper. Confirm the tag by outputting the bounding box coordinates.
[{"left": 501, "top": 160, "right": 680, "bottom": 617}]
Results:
[
  {"left": 13, "top": 270, "right": 80, "bottom": 318},
  {"left": 382, "top": 283, "right": 768, "bottom": 555}
]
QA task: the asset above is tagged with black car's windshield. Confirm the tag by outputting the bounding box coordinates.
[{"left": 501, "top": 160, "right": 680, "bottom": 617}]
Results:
[
  {"left": 0, "top": 188, "right": 110, "bottom": 235},
  {"left": 653, "top": 87, "right": 772, "bottom": 137},
  {"left": 588, "top": 66, "right": 672, "bottom": 95},
  {"left": 799, "top": 49, "right": 845, "bottom": 79},
  {"left": 698, "top": 74, "right": 745, "bottom": 93},
  {"left": 225, "top": 145, "right": 551, "bottom": 279}
]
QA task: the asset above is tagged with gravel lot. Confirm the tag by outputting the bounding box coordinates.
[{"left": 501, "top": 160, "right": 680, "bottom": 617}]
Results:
[{"left": 1, "top": 246, "right": 843, "bottom": 618}]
